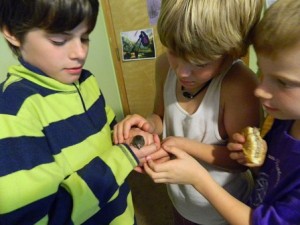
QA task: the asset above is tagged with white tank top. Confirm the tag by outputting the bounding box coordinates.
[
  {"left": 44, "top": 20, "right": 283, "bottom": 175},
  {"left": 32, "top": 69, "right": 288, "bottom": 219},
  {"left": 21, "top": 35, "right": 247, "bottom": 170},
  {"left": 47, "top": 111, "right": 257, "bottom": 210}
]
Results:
[{"left": 163, "top": 62, "right": 252, "bottom": 225}]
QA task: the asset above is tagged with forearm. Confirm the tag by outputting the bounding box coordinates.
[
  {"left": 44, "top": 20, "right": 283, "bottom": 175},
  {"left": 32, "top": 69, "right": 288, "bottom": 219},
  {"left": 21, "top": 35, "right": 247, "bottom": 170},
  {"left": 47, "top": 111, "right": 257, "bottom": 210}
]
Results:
[
  {"left": 175, "top": 138, "right": 245, "bottom": 171},
  {"left": 146, "top": 114, "right": 163, "bottom": 135},
  {"left": 194, "top": 174, "right": 252, "bottom": 225}
]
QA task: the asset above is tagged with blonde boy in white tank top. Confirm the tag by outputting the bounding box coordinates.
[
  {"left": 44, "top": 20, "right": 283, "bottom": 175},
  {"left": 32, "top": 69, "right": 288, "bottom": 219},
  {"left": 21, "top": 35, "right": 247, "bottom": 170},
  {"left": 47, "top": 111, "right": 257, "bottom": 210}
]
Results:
[
  {"left": 163, "top": 60, "right": 252, "bottom": 225},
  {"left": 114, "top": 0, "right": 264, "bottom": 224}
]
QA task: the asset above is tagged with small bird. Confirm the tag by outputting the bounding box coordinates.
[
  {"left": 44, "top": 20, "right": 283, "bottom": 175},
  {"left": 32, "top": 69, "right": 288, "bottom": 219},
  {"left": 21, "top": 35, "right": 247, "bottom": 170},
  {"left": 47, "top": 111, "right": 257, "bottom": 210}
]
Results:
[{"left": 131, "top": 135, "right": 145, "bottom": 150}]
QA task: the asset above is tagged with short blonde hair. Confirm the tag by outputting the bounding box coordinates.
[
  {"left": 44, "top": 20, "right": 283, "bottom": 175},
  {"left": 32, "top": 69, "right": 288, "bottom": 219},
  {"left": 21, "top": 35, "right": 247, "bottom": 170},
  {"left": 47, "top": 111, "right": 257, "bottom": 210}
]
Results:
[
  {"left": 253, "top": 0, "right": 300, "bottom": 58},
  {"left": 158, "top": 0, "right": 264, "bottom": 64}
]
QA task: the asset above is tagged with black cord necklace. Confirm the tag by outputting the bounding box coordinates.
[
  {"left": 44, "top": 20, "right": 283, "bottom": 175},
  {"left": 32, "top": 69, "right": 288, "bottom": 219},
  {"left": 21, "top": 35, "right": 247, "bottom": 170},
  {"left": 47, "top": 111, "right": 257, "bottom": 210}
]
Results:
[{"left": 181, "top": 79, "right": 212, "bottom": 99}]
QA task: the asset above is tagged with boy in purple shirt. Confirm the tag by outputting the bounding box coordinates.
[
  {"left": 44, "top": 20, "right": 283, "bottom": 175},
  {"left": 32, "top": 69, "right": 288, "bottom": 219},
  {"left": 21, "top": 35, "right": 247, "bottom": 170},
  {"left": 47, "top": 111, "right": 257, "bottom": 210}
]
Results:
[{"left": 144, "top": 0, "right": 300, "bottom": 224}]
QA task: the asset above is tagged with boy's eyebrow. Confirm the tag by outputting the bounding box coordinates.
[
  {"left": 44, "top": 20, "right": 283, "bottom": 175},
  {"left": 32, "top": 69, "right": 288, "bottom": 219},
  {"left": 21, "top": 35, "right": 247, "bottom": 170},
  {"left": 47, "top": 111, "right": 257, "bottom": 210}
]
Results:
[
  {"left": 60, "top": 31, "right": 89, "bottom": 35},
  {"left": 272, "top": 73, "right": 300, "bottom": 85},
  {"left": 257, "top": 62, "right": 300, "bottom": 85}
]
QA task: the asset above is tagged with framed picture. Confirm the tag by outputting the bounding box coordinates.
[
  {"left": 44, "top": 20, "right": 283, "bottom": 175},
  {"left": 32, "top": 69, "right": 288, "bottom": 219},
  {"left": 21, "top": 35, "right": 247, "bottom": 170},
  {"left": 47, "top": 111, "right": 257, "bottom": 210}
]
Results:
[{"left": 121, "top": 28, "right": 156, "bottom": 61}]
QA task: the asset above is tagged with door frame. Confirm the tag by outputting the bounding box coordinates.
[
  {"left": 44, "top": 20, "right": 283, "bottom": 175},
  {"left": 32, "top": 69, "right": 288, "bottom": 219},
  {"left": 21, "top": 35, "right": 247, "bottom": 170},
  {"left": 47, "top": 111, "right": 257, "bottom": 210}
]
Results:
[{"left": 101, "top": 0, "right": 130, "bottom": 115}]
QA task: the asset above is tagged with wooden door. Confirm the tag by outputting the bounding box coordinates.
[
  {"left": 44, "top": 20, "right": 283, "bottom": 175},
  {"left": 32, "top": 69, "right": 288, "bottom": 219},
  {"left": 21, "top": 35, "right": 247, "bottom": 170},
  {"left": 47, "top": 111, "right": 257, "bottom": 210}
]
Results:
[
  {"left": 101, "top": 0, "right": 165, "bottom": 118},
  {"left": 101, "top": 2, "right": 173, "bottom": 225}
]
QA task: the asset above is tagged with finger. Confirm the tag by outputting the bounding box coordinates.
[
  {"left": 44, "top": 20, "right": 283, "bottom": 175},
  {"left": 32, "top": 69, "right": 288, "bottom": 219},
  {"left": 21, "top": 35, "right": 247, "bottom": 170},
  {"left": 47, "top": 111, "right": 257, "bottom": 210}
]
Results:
[
  {"left": 237, "top": 158, "right": 248, "bottom": 165},
  {"left": 141, "top": 122, "right": 151, "bottom": 133},
  {"left": 123, "top": 120, "right": 137, "bottom": 139},
  {"left": 134, "top": 143, "right": 157, "bottom": 159},
  {"left": 163, "top": 145, "right": 186, "bottom": 159},
  {"left": 227, "top": 142, "right": 244, "bottom": 151},
  {"left": 148, "top": 149, "right": 168, "bottom": 161},
  {"left": 134, "top": 166, "right": 145, "bottom": 173},
  {"left": 229, "top": 151, "right": 245, "bottom": 160},
  {"left": 138, "top": 157, "right": 146, "bottom": 165},
  {"left": 119, "top": 117, "right": 134, "bottom": 140},
  {"left": 144, "top": 162, "right": 171, "bottom": 184},
  {"left": 145, "top": 133, "right": 154, "bottom": 146},
  {"left": 119, "top": 115, "right": 140, "bottom": 140},
  {"left": 146, "top": 157, "right": 167, "bottom": 172},
  {"left": 153, "top": 134, "right": 161, "bottom": 149},
  {"left": 154, "top": 156, "right": 170, "bottom": 164},
  {"left": 115, "top": 123, "right": 126, "bottom": 144},
  {"left": 232, "top": 133, "right": 246, "bottom": 143},
  {"left": 113, "top": 124, "right": 120, "bottom": 144},
  {"left": 230, "top": 152, "right": 249, "bottom": 165},
  {"left": 146, "top": 157, "right": 156, "bottom": 168},
  {"left": 143, "top": 161, "right": 158, "bottom": 178}
]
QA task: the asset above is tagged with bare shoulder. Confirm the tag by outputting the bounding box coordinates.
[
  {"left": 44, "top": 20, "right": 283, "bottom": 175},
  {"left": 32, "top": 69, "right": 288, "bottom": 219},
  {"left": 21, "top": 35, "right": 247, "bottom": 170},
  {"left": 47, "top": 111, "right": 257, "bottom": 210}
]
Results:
[
  {"left": 222, "top": 61, "right": 259, "bottom": 95},
  {"left": 154, "top": 52, "right": 170, "bottom": 98},
  {"left": 220, "top": 61, "right": 261, "bottom": 138},
  {"left": 153, "top": 52, "right": 170, "bottom": 116}
]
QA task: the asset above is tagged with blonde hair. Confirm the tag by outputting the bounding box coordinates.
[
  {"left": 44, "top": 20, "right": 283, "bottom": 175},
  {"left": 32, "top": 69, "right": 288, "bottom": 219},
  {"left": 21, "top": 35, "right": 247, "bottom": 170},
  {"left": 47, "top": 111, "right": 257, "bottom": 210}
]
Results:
[
  {"left": 253, "top": 0, "right": 300, "bottom": 58},
  {"left": 158, "top": 0, "right": 264, "bottom": 64}
]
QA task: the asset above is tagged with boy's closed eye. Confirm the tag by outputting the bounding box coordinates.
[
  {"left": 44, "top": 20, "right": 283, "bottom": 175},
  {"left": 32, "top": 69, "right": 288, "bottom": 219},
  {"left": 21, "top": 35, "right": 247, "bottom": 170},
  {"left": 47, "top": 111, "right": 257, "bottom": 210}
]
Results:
[
  {"left": 47, "top": 34, "right": 90, "bottom": 46},
  {"left": 276, "top": 78, "right": 300, "bottom": 89},
  {"left": 47, "top": 34, "right": 69, "bottom": 46},
  {"left": 194, "top": 63, "right": 209, "bottom": 68}
]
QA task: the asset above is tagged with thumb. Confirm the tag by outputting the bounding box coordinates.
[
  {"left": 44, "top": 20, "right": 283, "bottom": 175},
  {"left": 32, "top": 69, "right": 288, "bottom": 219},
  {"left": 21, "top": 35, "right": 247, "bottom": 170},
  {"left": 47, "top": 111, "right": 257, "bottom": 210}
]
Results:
[
  {"left": 153, "top": 133, "right": 161, "bottom": 149},
  {"left": 141, "top": 122, "right": 152, "bottom": 133},
  {"left": 163, "top": 145, "right": 185, "bottom": 159},
  {"left": 135, "top": 143, "right": 157, "bottom": 159}
]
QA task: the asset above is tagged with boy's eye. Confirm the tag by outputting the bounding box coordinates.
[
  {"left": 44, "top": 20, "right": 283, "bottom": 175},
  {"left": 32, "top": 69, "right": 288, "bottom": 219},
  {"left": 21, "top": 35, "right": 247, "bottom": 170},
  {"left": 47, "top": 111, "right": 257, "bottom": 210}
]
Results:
[
  {"left": 277, "top": 79, "right": 293, "bottom": 88},
  {"left": 81, "top": 37, "right": 90, "bottom": 43},
  {"left": 49, "top": 36, "right": 67, "bottom": 46},
  {"left": 195, "top": 63, "right": 208, "bottom": 68},
  {"left": 191, "top": 62, "right": 210, "bottom": 69},
  {"left": 50, "top": 40, "right": 67, "bottom": 46},
  {"left": 49, "top": 36, "right": 90, "bottom": 46}
]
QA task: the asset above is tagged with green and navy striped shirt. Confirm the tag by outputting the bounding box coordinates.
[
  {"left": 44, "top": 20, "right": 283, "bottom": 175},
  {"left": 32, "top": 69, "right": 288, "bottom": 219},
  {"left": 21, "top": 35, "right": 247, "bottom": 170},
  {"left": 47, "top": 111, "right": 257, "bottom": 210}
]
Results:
[{"left": 0, "top": 60, "right": 138, "bottom": 224}]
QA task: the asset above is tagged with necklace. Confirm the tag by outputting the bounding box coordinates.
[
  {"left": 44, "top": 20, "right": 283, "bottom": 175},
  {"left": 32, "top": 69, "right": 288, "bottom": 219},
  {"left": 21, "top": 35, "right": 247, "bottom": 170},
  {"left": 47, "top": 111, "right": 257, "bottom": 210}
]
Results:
[{"left": 181, "top": 79, "right": 212, "bottom": 99}]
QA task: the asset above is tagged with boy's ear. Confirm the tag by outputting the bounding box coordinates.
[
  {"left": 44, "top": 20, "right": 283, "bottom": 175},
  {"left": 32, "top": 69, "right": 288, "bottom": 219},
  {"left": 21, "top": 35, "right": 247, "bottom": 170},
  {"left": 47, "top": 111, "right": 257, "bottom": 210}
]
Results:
[{"left": 2, "top": 26, "right": 21, "bottom": 47}]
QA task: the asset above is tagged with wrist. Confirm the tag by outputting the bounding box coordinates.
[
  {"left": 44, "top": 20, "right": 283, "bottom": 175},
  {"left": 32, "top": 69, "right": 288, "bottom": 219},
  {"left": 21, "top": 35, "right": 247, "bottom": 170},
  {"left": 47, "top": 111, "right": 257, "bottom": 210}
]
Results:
[{"left": 193, "top": 171, "right": 214, "bottom": 196}]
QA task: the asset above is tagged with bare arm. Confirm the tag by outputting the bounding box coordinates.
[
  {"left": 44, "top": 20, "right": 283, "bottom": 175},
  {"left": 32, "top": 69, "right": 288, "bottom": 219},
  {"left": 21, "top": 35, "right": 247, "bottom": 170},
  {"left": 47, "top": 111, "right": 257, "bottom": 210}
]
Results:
[
  {"left": 221, "top": 62, "right": 261, "bottom": 142},
  {"left": 113, "top": 53, "right": 169, "bottom": 142},
  {"left": 147, "top": 52, "right": 170, "bottom": 134},
  {"left": 162, "top": 136, "right": 245, "bottom": 170},
  {"left": 194, "top": 170, "right": 253, "bottom": 225},
  {"left": 145, "top": 146, "right": 253, "bottom": 225}
]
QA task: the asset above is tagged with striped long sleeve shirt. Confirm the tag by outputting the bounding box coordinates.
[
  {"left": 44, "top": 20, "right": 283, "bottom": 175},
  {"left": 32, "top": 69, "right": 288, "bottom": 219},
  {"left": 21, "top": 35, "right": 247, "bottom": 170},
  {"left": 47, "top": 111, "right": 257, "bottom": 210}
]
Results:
[{"left": 0, "top": 61, "right": 138, "bottom": 225}]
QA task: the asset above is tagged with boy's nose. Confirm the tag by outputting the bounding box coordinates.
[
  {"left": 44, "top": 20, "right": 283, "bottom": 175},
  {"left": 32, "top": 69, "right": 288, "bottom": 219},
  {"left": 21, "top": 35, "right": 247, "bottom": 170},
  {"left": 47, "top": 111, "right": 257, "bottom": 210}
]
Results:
[
  {"left": 69, "top": 40, "right": 87, "bottom": 60},
  {"left": 177, "top": 62, "right": 192, "bottom": 77},
  {"left": 254, "top": 86, "right": 272, "bottom": 99}
]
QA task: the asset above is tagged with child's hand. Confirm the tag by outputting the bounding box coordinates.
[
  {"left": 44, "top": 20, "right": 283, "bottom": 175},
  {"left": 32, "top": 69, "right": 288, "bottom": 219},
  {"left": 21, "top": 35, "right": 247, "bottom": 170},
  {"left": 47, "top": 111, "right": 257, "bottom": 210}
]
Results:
[
  {"left": 124, "top": 127, "right": 159, "bottom": 147},
  {"left": 126, "top": 128, "right": 161, "bottom": 173},
  {"left": 147, "top": 146, "right": 171, "bottom": 164},
  {"left": 113, "top": 114, "right": 153, "bottom": 144},
  {"left": 144, "top": 145, "right": 206, "bottom": 186},
  {"left": 161, "top": 136, "right": 181, "bottom": 148},
  {"left": 144, "top": 136, "right": 183, "bottom": 165},
  {"left": 227, "top": 132, "right": 267, "bottom": 167},
  {"left": 131, "top": 143, "right": 158, "bottom": 166}
]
